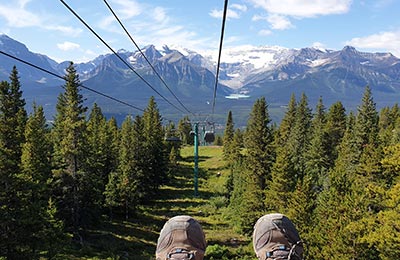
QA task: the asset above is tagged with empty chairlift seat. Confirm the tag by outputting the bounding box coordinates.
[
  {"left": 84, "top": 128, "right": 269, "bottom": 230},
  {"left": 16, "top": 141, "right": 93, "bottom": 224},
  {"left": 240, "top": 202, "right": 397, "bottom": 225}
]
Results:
[{"left": 204, "top": 131, "right": 215, "bottom": 143}]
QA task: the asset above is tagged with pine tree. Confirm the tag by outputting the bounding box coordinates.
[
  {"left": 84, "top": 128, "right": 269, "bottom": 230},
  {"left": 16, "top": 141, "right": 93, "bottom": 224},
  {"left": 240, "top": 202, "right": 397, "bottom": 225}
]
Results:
[
  {"left": 177, "top": 116, "right": 193, "bottom": 145},
  {"left": 355, "top": 86, "right": 379, "bottom": 150},
  {"left": 228, "top": 162, "right": 264, "bottom": 235},
  {"left": 19, "top": 104, "right": 64, "bottom": 258},
  {"left": 305, "top": 97, "right": 330, "bottom": 187},
  {"left": 359, "top": 181, "right": 400, "bottom": 260},
  {"left": 275, "top": 93, "right": 297, "bottom": 146},
  {"left": 82, "top": 103, "right": 115, "bottom": 224},
  {"left": 311, "top": 113, "right": 359, "bottom": 259},
  {"left": 0, "top": 66, "right": 27, "bottom": 258},
  {"left": 289, "top": 98, "right": 330, "bottom": 242},
  {"left": 244, "top": 97, "right": 274, "bottom": 190},
  {"left": 142, "top": 97, "right": 167, "bottom": 194},
  {"left": 105, "top": 115, "right": 146, "bottom": 219},
  {"left": 51, "top": 62, "right": 88, "bottom": 238},
  {"left": 325, "top": 101, "right": 347, "bottom": 166},
  {"left": 265, "top": 147, "right": 295, "bottom": 212},
  {"left": 265, "top": 95, "right": 298, "bottom": 212},
  {"left": 286, "top": 93, "right": 312, "bottom": 181},
  {"left": 223, "top": 110, "right": 235, "bottom": 163}
]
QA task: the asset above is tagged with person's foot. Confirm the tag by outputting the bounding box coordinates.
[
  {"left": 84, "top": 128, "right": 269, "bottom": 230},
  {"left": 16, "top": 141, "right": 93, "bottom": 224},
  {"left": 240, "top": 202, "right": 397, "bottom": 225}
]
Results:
[
  {"left": 253, "top": 213, "right": 303, "bottom": 260},
  {"left": 156, "top": 215, "right": 206, "bottom": 260}
]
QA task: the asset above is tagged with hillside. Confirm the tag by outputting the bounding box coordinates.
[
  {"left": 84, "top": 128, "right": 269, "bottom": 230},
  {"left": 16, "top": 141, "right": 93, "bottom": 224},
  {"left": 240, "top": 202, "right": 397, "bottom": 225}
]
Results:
[{"left": 59, "top": 146, "right": 254, "bottom": 259}]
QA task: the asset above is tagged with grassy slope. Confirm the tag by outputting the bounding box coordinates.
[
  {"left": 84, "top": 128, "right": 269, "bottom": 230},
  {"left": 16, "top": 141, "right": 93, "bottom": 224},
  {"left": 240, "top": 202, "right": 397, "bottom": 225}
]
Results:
[{"left": 61, "top": 146, "right": 254, "bottom": 260}]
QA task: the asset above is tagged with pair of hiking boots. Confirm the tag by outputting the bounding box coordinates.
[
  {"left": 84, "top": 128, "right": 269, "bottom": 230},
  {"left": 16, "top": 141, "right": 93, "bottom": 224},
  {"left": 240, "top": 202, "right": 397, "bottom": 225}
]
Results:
[{"left": 155, "top": 213, "right": 303, "bottom": 260}]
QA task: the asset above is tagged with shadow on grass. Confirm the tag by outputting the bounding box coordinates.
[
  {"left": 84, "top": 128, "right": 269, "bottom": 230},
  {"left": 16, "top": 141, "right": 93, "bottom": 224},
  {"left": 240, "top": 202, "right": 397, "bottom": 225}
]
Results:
[{"left": 63, "top": 218, "right": 158, "bottom": 259}]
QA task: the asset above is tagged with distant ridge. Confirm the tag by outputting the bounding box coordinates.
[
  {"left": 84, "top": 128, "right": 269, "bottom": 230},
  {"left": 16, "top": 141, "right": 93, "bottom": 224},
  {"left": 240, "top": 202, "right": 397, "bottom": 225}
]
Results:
[{"left": 1, "top": 34, "right": 399, "bottom": 124}]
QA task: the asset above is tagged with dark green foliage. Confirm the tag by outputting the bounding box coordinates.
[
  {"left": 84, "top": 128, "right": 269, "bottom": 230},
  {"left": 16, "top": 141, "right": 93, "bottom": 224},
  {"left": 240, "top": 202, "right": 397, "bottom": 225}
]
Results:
[
  {"left": 51, "top": 62, "right": 88, "bottom": 235},
  {"left": 165, "top": 121, "right": 182, "bottom": 165},
  {"left": 142, "top": 97, "right": 168, "bottom": 193},
  {"left": 286, "top": 93, "right": 312, "bottom": 181},
  {"left": 177, "top": 115, "right": 193, "bottom": 145},
  {"left": 83, "top": 103, "right": 117, "bottom": 223},
  {"left": 275, "top": 93, "right": 297, "bottom": 146},
  {"left": 325, "top": 101, "right": 347, "bottom": 166},
  {"left": 105, "top": 115, "right": 145, "bottom": 219},
  {"left": 19, "top": 104, "right": 65, "bottom": 258},
  {"left": 0, "top": 67, "right": 27, "bottom": 259},
  {"left": 223, "top": 110, "right": 235, "bottom": 162},
  {"left": 229, "top": 161, "right": 265, "bottom": 235},
  {"left": 244, "top": 97, "right": 274, "bottom": 190},
  {"left": 214, "top": 134, "right": 223, "bottom": 146},
  {"left": 2, "top": 64, "right": 400, "bottom": 259}
]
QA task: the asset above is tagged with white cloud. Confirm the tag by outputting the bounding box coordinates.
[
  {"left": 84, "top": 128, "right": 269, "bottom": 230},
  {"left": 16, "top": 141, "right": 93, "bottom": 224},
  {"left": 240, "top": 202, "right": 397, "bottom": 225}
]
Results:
[
  {"left": 0, "top": 5, "right": 41, "bottom": 27},
  {"left": 259, "top": 29, "right": 272, "bottom": 36},
  {"left": 249, "top": 0, "right": 352, "bottom": 31},
  {"left": 209, "top": 8, "right": 241, "bottom": 19},
  {"left": 153, "top": 6, "right": 169, "bottom": 23},
  {"left": 57, "top": 41, "right": 81, "bottom": 51},
  {"left": 46, "top": 25, "right": 83, "bottom": 37},
  {"left": 18, "top": 0, "right": 32, "bottom": 8},
  {"left": 345, "top": 30, "right": 400, "bottom": 57},
  {"left": 210, "top": 3, "right": 249, "bottom": 20},
  {"left": 110, "top": 0, "right": 142, "bottom": 19},
  {"left": 249, "top": 0, "right": 352, "bottom": 18},
  {"left": 252, "top": 14, "right": 268, "bottom": 22},
  {"left": 267, "top": 14, "right": 293, "bottom": 30},
  {"left": 231, "top": 4, "right": 248, "bottom": 12}
]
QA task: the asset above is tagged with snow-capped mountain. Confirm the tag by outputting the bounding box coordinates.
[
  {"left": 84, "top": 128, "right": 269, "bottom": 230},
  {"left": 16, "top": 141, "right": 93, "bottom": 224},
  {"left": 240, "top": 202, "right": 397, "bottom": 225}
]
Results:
[{"left": 1, "top": 33, "right": 400, "bottom": 122}]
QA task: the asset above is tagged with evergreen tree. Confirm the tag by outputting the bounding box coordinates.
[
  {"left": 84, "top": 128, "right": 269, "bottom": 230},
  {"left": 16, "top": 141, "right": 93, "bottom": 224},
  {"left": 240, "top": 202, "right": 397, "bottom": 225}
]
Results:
[
  {"left": 325, "top": 101, "right": 347, "bottom": 166},
  {"left": 290, "top": 98, "right": 330, "bottom": 243},
  {"left": 265, "top": 95, "right": 298, "bottom": 212},
  {"left": 228, "top": 162, "right": 264, "bottom": 235},
  {"left": 9, "top": 66, "right": 27, "bottom": 152},
  {"left": 19, "top": 104, "right": 65, "bottom": 258},
  {"left": 311, "top": 113, "right": 358, "bottom": 259},
  {"left": 51, "top": 62, "right": 88, "bottom": 238},
  {"left": 105, "top": 115, "right": 146, "bottom": 219},
  {"left": 286, "top": 93, "right": 312, "bottom": 181},
  {"left": 355, "top": 86, "right": 379, "bottom": 150},
  {"left": 164, "top": 121, "right": 181, "bottom": 163},
  {"left": 265, "top": 147, "right": 295, "bottom": 212},
  {"left": 244, "top": 97, "right": 274, "bottom": 190},
  {"left": 360, "top": 181, "right": 400, "bottom": 260},
  {"left": 223, "top": 110, "right": 235, "bottom": 163},
  {"left": 178, "top": 115, "right": 193, "bottom": 145},
  {"left": 142, "top": 97, "right": 167, "bottom": 194},
  {"left": 83, "top": 103, "right": 116, "bottom": 223},
  {"left": 231, "top": 129, "right": 243, "bottom": 161},
  {"left": 305, "top": 97, "right": 330, "bottom": 187},
  {"left": 381, "top": 143, "right": 400, "bottom": 186},
  {"left": 0, "top": 66, "right": 27, "bottom": 258},
  {"left": 275, "top": 93, "right": 297, "bottom": 146}
]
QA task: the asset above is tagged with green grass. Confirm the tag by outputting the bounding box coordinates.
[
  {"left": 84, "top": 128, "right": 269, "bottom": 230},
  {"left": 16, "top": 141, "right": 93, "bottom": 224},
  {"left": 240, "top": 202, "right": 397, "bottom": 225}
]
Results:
[{"left": 60, "top": 145, "right": 255, "bottom": 259}]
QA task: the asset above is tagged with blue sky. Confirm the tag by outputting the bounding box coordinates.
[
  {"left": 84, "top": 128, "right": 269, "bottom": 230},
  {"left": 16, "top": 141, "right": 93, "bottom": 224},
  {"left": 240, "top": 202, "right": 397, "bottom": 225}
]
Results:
[{"left": 1, "top": 0, "right": 399, "bottom": 63}]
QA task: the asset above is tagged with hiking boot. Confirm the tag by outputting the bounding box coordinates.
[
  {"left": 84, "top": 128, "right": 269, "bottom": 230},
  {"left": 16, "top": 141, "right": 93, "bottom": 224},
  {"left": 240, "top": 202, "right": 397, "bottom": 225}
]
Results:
[
  {"left": 253, "top": 213, "right": 303, "bottom": 260},
  {"left": 156, "top": 215, "right": 206, "bottom": 260}
]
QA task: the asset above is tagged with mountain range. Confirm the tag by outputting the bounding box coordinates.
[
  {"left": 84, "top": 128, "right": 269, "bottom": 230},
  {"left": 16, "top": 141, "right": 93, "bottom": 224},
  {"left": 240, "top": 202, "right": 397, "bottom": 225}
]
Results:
[{"left": 0, "top": 34, "right": 399, "bottom": 125}]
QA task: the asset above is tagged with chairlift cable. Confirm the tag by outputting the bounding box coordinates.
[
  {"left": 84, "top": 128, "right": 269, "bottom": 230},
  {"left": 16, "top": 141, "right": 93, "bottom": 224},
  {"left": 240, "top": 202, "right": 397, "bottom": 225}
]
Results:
[
  {"left": 102, "top": 0, "right": 194, "bottom": 116},
  {"left": 211, "top": 0, "right": 229, "bottom": 117},
  {"left": 0, "top": 50, "right": 145, "bottom": 112},
  {"left": 59, "top": 0, "right": 186, "bottom": 114}
]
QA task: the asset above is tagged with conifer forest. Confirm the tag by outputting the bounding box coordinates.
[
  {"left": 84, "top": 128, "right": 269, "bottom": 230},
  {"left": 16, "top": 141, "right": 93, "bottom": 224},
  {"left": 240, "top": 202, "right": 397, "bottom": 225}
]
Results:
[{"left": 1, "top": 64, "right": 400, "bottom": 260}]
